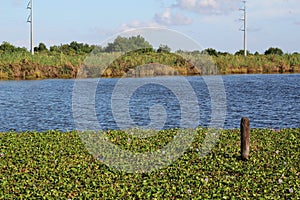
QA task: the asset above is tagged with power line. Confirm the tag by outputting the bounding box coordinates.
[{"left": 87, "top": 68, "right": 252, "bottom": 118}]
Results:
[
  {"left": 239, "top": 0, "right": 247, "bottom": 57},
  {"left": 27, "top": 0, "right": 34, "bottom": 55}
]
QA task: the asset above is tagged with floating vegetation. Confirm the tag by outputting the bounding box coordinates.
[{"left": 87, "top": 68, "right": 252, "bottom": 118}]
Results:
[{"left": 0, "top": 128, "right": 299, "bottom": 198}]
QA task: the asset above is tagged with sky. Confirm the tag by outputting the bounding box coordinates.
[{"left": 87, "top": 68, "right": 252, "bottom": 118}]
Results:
[{"left": 1, "top": 0, "right": 300, "bottom": 54}]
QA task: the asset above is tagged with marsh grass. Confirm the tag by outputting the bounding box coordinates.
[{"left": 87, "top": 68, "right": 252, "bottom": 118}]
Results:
[{"left": 1, "top": 51, "right": 300, "bottom": 79}]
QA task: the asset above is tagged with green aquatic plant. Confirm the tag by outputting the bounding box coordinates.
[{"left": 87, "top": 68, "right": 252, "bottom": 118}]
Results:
[{"left": 0, "top": 128, "right": 299, "bottom": 198}]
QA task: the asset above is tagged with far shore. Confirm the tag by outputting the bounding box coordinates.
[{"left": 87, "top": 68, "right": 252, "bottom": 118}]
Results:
[{"left": 1, "top": 51, "right": 300, "bottom": 80}]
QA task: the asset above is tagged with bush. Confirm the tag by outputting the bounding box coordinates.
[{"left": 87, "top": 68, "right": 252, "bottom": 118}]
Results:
[{"left": 265, "top": 47, "right": 284, "bottom": 56}]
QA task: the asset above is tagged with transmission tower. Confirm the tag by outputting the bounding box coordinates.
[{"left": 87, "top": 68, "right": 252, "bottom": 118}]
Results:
[
  {"left": 239, "top": 0, "right": 247, "bottom": 57},
  {"left": 27, "top": 0, "right": 34, "bottom": 55}
]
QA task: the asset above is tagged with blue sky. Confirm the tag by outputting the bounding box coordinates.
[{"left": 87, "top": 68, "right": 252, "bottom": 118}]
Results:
[{"left": 1, "top": 0, "right": 300, "bottom": 53}]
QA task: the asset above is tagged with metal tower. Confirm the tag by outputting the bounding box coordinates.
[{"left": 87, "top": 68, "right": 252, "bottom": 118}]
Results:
[
  {"left": 240, "top": 0, "right": 247, "bottom": 57},
  {"left": 27, "top": 0, "right": 34, "bottom": 55}
]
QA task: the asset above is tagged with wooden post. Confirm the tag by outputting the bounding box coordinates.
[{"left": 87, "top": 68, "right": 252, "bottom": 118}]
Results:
[{"left": 240, "top": 117, "right": 250, "bottom": 160}]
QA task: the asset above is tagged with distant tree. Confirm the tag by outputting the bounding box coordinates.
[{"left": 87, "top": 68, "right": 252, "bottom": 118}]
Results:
[
  {"left": 105, "top": 35, "right": 153, "bottom": 52},
  {"left": 34, "top": 43, "right": 48, "bottom": 52},
  {"left": 49, "top": 42, "right": 94, "bottom": 54},
  {"left": 69, "top": 41, "right": 93, "bottom": 53},
  {"left": 218, "top": 51, "right": 231, "bottom": 56},
  {"left": 50, "top": 45, "right": 60, "bottom": 52},
  {"left": 0, "top": 42, "right": 27, "bottom": 53},
  {"left": 202, "top": 48, "right": 218, "bottom": 56},
  {"left": 129, "top": 35, "right": 153, "bottom": 51},
  {"left": 175, "top": 49, "right": 184, "bottom": 54},
  {"left": 157, "top": 44, "right": 171, "bottom": 53},
  {"left": 254, "top": 51, "right": 260, "bottom": 56},
  {"left": 82, "top": 43, "right": 94, "bottom": 53},
  {"left": 69, "top": 41, "right": 81, "bottom": 52},
  {"left": 235, "top": 49, "right": 251, "bottom": 56},
  {"left": 61, "top": 44, "right": 72, "bottom": 54},
  {"left": 0, "top": 42, "right": 15, "bottom": 52},
  {"left": 264, "top": 47, "right": 284, "bottom": 56}
]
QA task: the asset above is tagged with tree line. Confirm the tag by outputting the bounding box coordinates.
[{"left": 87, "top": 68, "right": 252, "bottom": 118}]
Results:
[{"left": 1, "top": 35, "right": 298, "bottom": 56}]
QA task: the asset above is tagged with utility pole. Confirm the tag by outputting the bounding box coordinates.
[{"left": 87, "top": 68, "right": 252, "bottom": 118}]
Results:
[
  {"left": 240, "top": 0, "right": 247, "bottom": 57},
  {"left": 27, "top": 0, "right": 34, "bottom": 55}
]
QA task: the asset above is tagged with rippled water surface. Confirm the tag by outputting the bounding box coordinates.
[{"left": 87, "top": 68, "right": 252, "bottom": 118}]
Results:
[{"left": 0, "top": 74, "right": 299, "bottom": 132}]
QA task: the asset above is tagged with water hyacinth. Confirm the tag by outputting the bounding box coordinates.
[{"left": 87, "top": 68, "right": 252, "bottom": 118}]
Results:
[{"left": 0, "top": 128, "right": 299, "bottom": 199}]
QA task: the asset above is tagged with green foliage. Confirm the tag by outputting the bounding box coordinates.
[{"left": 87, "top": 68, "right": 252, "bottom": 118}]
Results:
[
  {"left": 203, "top": 48, "right": 218, "bottom": 56},
  {"left": 34, "top": 43, "right": 48, "bottom": 52},
  {"left": 234, "top": 49, "right": 251, "bottom": 56},
  {"left": 0, "top": 42, "right": 27, "bottom": 53},
  {"left": 157, "top": 44, "right": 171, "bottom": 53},
  {"left": 0, "top": 51, "right": 85, "bottom": 80},
  {"left": 214, "top": 54, "right": 300, "bottom": 74},
  {"left": 1, "top": 37, "right": 300, "bottom": 79},
  {"left": 0, "top": 128, "right": 299, "bottom": 198},
  {"left": 49, "top": 42, "right": 94, "bottom": 55},
  {"left": 69, "top": 41, "right": 94, "bottom": 54},
  {"left": 265, "top": 47, "right": 284, "bottom": 56},
  {"left": 104, "top": 50, "right": 198, "bottom": 77},
  {"left": 105, "top": 35, "right": 153, "bottom": 53}
]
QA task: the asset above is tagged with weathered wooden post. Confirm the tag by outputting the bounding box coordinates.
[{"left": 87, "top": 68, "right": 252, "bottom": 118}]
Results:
[{"left": 240, "top": 117, "right": 250, "bottom": 160}]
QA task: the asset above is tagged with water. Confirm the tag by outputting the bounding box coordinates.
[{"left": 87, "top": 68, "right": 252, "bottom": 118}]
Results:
[{"left": 0, "top": 74, "right": 299, "bottom": 132}]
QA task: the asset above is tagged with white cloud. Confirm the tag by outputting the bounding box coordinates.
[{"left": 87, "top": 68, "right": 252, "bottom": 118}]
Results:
[
  {"left": 154, "top": 8, "right": 193, "bottom": 26},
  {"left": 174, "top": 0, "right": 240, "bottom": 15},
  {"left": 119, "top": 20, "right": 164, "bottom": 32}
]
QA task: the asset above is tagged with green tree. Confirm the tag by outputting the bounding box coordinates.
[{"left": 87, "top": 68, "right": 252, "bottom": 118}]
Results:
[
  {"left": 34, "top": 43, "right": 48, "bottom": 52},
  {"left": 69, "top": 41, "right": 81, "bottom": 52},
  {"left": 0, "top": 42, "right": 27, "bottom": 53},
  {"left": 105, "top": 35, "right": 153, "bottom": 52},
  {"left": 69, "top": 41, "right": 93, "bottom": 53},
  {"left": 0, "top": 42, "right": 15, "bottom": 52},
  {"left": 218, "top": 51, "right": 231, "bottom": 56},
  {"left": 157, "top": 44, "right": 171, "bottom": 53},
  {"left": 264, "top": 47, "right": 284, "bottom": 56},
  {"left": 50, "top": 45, "right": 60, "bottom": 52},
  {"left": 235, "top": 49, "right": 251, "bottom": 56},
  {"left": 202, "top": 48, "right": 218, "bottom": 56}
]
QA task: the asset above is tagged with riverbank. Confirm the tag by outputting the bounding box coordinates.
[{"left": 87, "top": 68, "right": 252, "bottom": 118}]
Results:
[
  {"left": 0, "top": 128, "right": 299, "bottom": 198},
  {"left": 1, "top": 51, "right": 300, "bottom": 80}
]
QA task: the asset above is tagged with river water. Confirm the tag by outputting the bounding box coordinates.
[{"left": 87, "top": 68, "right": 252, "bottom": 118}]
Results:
[{"left": 0, "top": 74, "right": 299, "bottom": 132}]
